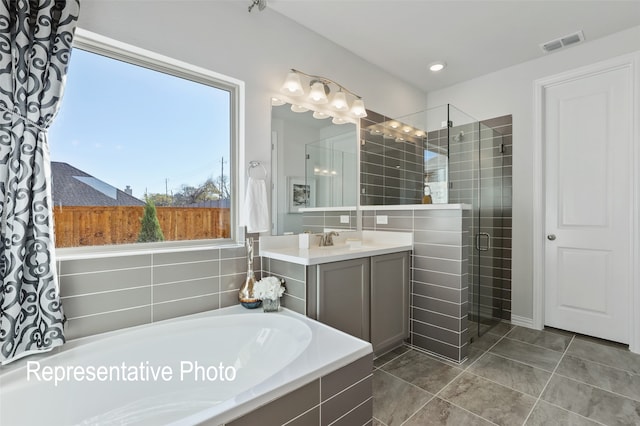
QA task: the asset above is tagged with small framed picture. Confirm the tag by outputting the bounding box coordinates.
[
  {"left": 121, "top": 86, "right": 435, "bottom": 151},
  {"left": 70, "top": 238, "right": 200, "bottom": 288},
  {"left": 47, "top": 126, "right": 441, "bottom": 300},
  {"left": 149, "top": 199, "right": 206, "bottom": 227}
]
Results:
[{"left": 288, "top": 176, "right": 315, "bottom": 213}]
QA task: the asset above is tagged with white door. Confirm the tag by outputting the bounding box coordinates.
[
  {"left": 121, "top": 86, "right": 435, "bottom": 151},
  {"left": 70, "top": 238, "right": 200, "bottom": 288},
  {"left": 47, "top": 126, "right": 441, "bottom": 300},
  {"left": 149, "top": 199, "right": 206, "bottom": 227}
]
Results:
[{"left": 544, "top": 65, "right": 632, "bottom": 343}]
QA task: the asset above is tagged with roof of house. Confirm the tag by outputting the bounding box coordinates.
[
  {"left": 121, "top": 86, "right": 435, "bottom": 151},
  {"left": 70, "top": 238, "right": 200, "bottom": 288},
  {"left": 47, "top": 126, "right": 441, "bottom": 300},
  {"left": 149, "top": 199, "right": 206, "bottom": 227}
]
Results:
[{"left": 51, "top": 161, "right": 145, "bottom": 207}]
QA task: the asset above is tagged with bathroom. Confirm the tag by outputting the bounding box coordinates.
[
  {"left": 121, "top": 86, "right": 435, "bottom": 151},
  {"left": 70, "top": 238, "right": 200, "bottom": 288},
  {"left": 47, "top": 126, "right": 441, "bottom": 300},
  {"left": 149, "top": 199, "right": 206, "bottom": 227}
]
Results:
[{"left": 1, "top": 1, "right": 640, "bottom": 425}]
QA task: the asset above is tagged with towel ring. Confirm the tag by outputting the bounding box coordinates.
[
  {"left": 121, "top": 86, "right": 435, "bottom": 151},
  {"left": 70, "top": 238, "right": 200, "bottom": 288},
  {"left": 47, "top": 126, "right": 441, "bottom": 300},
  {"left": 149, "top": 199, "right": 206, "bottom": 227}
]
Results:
[{"left": 248, "top": 161, "right": 267, "bottom": 179}]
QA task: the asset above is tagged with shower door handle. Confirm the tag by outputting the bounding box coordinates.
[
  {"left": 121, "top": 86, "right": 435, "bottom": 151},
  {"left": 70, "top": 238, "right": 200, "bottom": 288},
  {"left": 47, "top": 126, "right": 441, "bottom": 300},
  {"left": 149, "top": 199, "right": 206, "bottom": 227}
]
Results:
[{"left": 476, "top": 233, "right": 491, "bottom": 251}]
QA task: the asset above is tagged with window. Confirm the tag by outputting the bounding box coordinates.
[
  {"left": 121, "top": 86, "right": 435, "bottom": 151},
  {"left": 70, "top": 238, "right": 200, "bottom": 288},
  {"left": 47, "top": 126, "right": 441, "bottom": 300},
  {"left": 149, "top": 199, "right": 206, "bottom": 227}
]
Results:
[{"left": 49, "top": 32, "right": 239, "bottom": 248}]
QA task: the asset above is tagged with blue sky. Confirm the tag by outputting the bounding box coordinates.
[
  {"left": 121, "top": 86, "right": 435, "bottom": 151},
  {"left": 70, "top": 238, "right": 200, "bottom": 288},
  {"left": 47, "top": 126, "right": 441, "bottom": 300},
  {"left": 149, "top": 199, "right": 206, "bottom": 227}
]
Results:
[{"left": 49, "top": 48, "right": 231, "bottom": 200}]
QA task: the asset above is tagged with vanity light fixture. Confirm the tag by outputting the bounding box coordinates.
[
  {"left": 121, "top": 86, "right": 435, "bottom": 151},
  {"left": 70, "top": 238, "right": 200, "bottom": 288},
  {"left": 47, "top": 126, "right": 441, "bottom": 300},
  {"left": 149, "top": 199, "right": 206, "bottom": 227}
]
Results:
[
  {"left": 429, "top": 61, "right": 446, "bottom": 72},
  {"left": 290, "top": 104, "right": 309, "bottom": 113},
  {"left": 313, "top": 111, "right": 330, "bottom": 119},
  {"left": 332, "top": 116, "right": 347, "bottom": 125},
  {"left": 366, "top": 119, "right": 428, "bottom": 144},
  {"left": 279, "top": 68, "right": 367, "bottom": 120}
]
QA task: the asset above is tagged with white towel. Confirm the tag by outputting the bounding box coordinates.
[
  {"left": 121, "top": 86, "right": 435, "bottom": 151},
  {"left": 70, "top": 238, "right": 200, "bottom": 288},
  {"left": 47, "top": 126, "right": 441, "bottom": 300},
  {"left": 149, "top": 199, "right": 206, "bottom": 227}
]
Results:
[{"left": 244, "top": 177, "right": 270, "bottom": 233}]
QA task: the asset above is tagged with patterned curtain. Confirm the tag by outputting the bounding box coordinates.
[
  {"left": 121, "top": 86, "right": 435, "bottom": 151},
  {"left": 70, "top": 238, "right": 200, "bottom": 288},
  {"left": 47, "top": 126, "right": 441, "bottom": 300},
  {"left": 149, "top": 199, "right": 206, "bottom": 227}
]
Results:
[{"left": 0, "top": 0, "right": 80, "bottom": 365}]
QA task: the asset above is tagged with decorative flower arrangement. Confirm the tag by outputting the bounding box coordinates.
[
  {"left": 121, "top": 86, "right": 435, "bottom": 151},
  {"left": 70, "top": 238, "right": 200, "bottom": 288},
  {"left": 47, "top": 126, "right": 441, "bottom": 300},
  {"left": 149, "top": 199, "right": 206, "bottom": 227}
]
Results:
[{"left": 253, "top": 276, "right": 285, "bottom": 301}]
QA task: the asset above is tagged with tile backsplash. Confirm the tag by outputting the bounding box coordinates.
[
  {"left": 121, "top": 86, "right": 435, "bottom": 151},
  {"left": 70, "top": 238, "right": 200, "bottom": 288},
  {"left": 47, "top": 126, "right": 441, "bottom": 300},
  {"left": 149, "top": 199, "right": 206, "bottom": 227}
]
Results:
[{"left": 59, "top": 241, "right": 259, "bottom": 340}]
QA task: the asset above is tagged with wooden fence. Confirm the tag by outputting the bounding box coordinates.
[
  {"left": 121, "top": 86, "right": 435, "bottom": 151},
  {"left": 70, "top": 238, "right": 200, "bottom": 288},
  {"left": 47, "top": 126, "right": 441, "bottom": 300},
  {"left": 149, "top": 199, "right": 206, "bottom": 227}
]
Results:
[{"left": 53, "top": 206, "right": 231, "bottom": 248}]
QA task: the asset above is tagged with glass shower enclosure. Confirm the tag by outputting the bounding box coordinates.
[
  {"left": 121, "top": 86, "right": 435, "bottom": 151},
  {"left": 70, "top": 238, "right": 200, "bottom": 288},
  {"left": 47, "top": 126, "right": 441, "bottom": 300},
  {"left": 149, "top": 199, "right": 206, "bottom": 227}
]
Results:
[
  {"left": 392, "top": 104, "right": 511, "bottom": 340},
  {"left": 305, "top": 129, "right": 358, "bottom": 209}
]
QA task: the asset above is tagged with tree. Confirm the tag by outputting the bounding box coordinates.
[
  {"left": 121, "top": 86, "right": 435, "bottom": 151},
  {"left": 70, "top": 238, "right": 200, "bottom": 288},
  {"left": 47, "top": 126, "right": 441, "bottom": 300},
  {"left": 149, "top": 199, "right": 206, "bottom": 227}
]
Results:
[
  {"left": 145, "top": 193, "right": 173, "bottom": 206},
  {"left": 138, "top": 200, "right": 165, "bottom": 243},
  {"left": 173, "top": 177, "right": 220, "bottom": 206}
]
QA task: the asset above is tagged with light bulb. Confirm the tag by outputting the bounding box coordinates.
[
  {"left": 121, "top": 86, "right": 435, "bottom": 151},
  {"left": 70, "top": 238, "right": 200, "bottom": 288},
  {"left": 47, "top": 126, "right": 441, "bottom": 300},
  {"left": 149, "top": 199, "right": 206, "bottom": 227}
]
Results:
[
  {"left": 308, "top": 81, "right": 328, "bottom": 104},
  {"left": 281, "top": 71, "right": 304, "bottom": 96},
  {"left": 429, "top": 61, "right": 446, "bottom": 72},
  {"left": 330, "top": 90, "right": 348, "bottom": 111},
  {"left": 350, "top": 99, "right": 367, "bottom": 118},
  {"left": 312, "top": 111, "right": 330, "bottom": 119},
  {"left": 332, "top": 116, "right": 347, "bottom": 125},
  {"left": 290, "top": 104, "right": 309, "bottom": 113}
]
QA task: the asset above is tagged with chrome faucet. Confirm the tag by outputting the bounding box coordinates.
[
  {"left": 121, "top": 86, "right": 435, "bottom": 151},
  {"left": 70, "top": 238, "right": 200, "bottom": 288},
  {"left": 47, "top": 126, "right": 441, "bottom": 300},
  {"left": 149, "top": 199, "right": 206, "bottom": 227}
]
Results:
[
  {"left": 316, "top": 231, "right": 340, "bottom": 247},
  {"left": 325, "top": 231, "right": 339, "bottom": 246}
]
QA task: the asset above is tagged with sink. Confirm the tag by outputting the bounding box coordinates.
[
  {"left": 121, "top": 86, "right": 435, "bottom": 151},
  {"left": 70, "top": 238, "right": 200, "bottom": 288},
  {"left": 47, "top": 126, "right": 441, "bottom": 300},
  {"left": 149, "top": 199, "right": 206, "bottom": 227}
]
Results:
[{"left": 259, "top": 231, "right": 413, "bottom": 265}]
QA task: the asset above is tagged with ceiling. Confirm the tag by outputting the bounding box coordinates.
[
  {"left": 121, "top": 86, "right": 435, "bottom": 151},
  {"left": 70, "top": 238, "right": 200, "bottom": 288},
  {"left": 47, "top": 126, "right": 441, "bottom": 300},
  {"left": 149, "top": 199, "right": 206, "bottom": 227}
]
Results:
[{"left": 268, "top": 0, "right": 640, "bottom": 93}]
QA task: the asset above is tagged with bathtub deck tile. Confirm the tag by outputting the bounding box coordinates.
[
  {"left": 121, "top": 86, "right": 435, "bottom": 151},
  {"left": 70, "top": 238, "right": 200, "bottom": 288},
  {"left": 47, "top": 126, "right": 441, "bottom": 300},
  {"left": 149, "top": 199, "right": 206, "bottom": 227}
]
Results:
[
  {"left": 227, "top": 379, "right": 319, "bottom": 426},
  {"left": 329, "top": 397, "right": 373, "bottom": 426},
  {"left": 284, "top": 406, "right": 320, "bottom": 426},
  {"left": 321, "top": 353, "right": 373, "bottom": 401},
  {"left": 321, "top": 376, "right": 372, "bottom": 426}
]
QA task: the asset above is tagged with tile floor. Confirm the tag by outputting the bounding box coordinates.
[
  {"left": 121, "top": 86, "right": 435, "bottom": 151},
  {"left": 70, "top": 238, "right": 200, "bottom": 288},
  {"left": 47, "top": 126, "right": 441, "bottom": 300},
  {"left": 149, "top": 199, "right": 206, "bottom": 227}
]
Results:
[{"left": 372, "top": 323, "right": 640, "bottom": 426}]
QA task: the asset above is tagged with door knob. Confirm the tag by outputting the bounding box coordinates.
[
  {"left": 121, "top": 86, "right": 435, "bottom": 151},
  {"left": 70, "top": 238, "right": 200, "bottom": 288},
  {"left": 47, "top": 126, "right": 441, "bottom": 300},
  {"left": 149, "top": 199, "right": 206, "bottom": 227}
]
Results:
[{"left": 547, "top": 234, "right": 556, "bottom": 241}]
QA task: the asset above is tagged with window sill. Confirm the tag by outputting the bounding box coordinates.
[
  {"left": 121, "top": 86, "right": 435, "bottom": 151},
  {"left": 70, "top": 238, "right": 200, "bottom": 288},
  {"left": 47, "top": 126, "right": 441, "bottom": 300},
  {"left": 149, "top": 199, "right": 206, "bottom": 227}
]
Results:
[{"left": 55, "top": 239, "right": 242, "bottom": 261}]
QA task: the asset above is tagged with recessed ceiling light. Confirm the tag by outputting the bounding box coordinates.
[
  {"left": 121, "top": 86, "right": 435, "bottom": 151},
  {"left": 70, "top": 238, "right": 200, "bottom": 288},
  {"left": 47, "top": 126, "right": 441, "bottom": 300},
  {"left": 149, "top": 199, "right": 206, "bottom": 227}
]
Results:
[{"left": 429, "top": 61, "right": 446, "bottom": 72}]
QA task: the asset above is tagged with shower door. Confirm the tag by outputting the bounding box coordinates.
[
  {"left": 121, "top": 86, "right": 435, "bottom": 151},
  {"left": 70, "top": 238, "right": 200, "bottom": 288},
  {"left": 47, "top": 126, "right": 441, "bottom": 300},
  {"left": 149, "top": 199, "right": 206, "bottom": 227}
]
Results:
[
  {"left": 447, "top": 105, "right": 508, "bottom": 339},
  {"left": 474, "top": 121, "right": 507, "bottom": 336}
]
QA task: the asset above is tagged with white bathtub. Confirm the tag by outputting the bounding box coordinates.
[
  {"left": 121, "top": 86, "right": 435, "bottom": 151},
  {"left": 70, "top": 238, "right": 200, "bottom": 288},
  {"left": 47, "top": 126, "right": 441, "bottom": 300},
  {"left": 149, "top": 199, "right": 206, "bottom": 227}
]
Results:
[{"left": 0, "top": 305, "right": 372, "bottom": 425}]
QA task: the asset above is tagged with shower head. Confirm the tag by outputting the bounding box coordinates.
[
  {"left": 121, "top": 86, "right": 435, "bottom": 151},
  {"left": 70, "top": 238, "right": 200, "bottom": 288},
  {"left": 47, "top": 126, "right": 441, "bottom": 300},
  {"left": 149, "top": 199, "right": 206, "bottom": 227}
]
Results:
[{"left": 248, "top": 0, "right": 267, "bottom": 12}]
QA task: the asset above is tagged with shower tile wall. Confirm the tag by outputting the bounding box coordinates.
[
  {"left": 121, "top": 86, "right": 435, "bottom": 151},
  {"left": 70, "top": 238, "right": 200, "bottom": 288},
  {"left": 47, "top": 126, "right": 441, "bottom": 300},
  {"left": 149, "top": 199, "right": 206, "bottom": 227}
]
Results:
[
  {"left": 362, "top": 208, "right": 471, "bottom": 362},
  {"left": 360, "top": 111, "right": 425, "bottom": 205},
  {"left": 58, "top": 238, "right": 261, "bottom": 340},
  {"left": 449, "top": 115, "right": 513, "bottom": 322}
]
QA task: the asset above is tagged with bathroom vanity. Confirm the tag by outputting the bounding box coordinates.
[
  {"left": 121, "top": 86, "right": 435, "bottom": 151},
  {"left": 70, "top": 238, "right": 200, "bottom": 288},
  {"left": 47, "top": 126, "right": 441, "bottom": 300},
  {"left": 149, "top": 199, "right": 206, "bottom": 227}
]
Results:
[{"left": 260, "top": 231, "right": 412, "bottom": 354}]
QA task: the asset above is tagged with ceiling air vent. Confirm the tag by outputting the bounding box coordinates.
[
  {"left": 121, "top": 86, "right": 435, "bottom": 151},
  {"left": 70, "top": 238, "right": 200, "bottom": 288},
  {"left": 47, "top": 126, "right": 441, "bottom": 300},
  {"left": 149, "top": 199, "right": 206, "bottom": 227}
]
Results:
[{"left": 540, "top": 30, "right": 585, "bottom": 53}]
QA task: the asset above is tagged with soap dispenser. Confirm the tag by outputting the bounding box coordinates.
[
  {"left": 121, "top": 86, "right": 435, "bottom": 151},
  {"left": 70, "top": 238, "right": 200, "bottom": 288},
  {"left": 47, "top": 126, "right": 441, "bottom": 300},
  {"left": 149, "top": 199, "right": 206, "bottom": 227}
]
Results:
[{"left": 422, "top": 184, "right": 433, "bottom": 204}]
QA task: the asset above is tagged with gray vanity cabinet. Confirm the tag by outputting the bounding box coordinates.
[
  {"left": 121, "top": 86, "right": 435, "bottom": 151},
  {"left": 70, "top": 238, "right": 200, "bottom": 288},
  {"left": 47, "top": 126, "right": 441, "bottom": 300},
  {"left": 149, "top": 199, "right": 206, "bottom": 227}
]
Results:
[
  {"left": 306, "top": 251, "right": 410, "bottom": 353},
  {"left": 370, "top": 251, "right": 410, "bottom": 354},
  {"left": 316, "top": 257, "right": 371, "bottom": 342}
]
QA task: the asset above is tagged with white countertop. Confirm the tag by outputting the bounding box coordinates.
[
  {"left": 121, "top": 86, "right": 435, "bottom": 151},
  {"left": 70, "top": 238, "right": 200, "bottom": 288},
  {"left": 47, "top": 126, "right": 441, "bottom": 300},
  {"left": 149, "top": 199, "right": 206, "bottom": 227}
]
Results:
[{"left": 259, "top": 231, "right": 413, "bottom": 266}]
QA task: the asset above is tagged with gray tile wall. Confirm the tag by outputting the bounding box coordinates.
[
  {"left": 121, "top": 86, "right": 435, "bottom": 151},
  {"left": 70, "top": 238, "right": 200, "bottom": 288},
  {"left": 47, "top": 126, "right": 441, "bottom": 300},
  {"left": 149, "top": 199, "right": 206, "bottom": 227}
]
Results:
[
  {"left": 360, "top": 111, "right": 425, "bottom": 205},
  {"left": 262, "top": 257, "right": 307, "bottom": 315},
  {"left": 59, "top": 239, "right": 260, "bottom": 340},
  {"left": 363, "top": 208, "right": 470, "bottom": 362},
  {"left": 302, "top": 210, "right": 357, "bottom": 234},
  {"left": 224, "top": 353, "right": 373, "bottom": 426}
]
